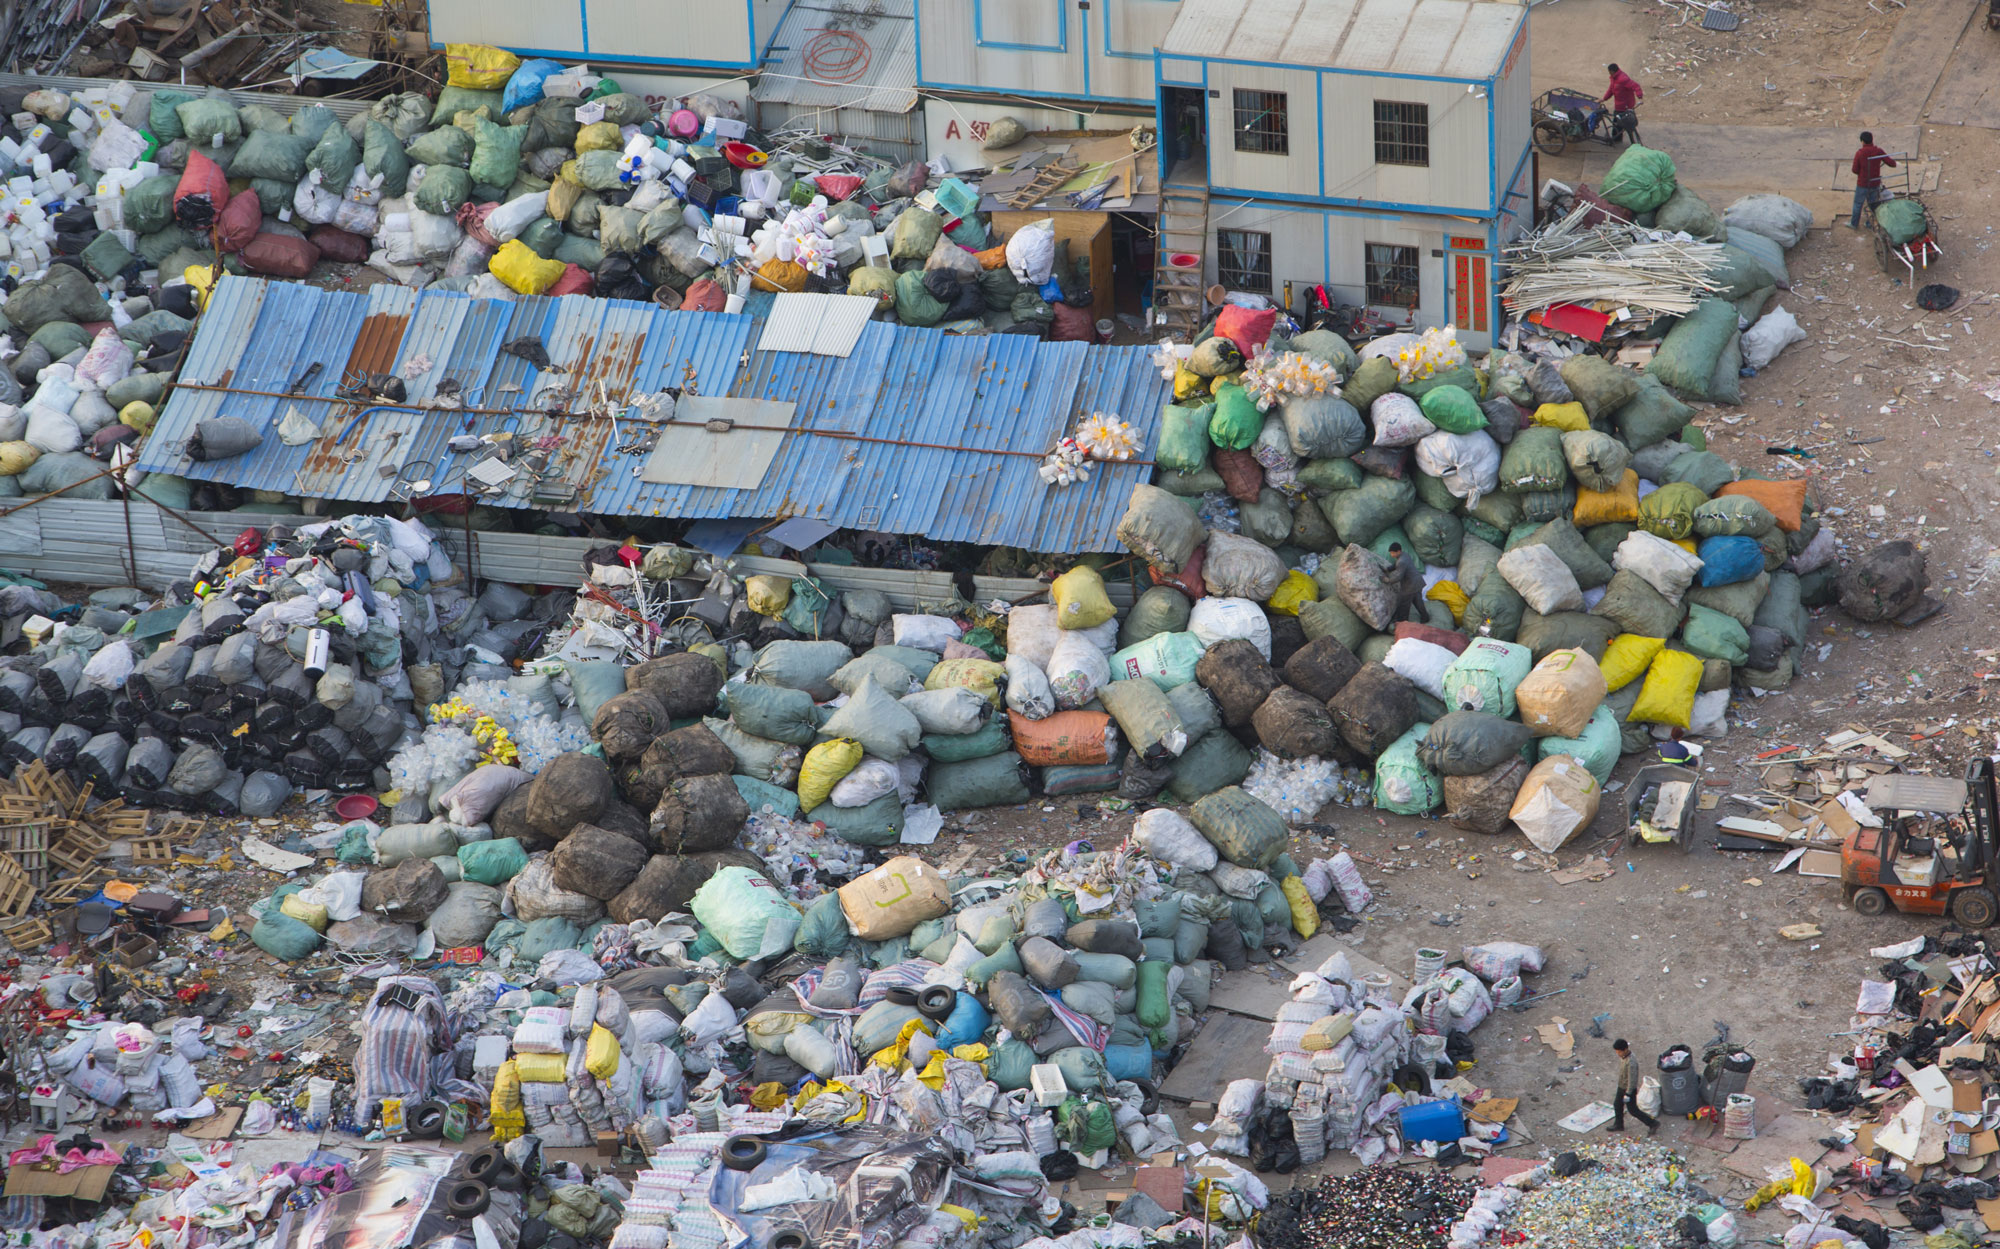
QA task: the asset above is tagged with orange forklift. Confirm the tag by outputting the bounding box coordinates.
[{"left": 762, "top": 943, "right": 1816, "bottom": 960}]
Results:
[{"left": 1842, "top": 759, "right": 1999, "bottom": 927}]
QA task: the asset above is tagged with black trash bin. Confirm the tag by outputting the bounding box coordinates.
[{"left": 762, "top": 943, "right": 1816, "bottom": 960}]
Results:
[{"left": 1659, "top": 1046, "right": 1702, "bottom": 1115}]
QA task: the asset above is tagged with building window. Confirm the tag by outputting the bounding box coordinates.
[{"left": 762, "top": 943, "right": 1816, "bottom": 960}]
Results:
[
  {"left": 1373, "top": 100, "right": 1429, "bottom": 167},
  {"left": 1365, "top": 243, "right": 1420, "bottom": 308},
  {"left": 1232, "top": 89, "right": 1288, "bottom": 155},
  {"left": 1217, "top": 230, "right": 1272, "bottom": 294}
]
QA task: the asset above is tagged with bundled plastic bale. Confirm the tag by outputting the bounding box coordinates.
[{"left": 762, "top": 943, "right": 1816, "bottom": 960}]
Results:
[
  {"left": 1598, "top": 144, "right": 1677, "bottom": 212},
  {"left": 1251, "top": 686, "right": 1341, "bottom": 759},
  {"left": 1117, "top": 485, "right": 1205, "bottom": 574},
  {"left": 1373, "top": 725, "right": 1440, "bottom": 815},
  {"left": 1647, "top": 298, "right": 1736, "bottom": 400},
  {"left": 1442, "top": 755, "right": 1532, "bottom": 835},
  {"left": 1195, "top": 638, "right": 1278, "bottom": 730},
  {"left": 1419, "top": 711, "right": 1533, "bottom": 777},
  {"left": 1328, "top": 662, "right": 1420, "bottom": 756},
  {"left": 1440, "top": 638, "right": 1533, "bottom": 717},
  {"left": 1509, "top": 755, "right": 1602, "bottom": 852},
  {"left": 1332, "top": 543, "right": 1409, "bottom": 632},
  {"left": 363, "top": 858, "right": 451, "bottom": 925},
  {"left": 1536, "top": 704, "right": 1621, "bottom": 784},
  {"left": 523, "top": 752, "right": 615, "bottom": 841},
  {"left": 1282, "top": 636, "right": 1360, "bottom": 703},
  {"left": 929, "top": 751, "right": 1033, "bottom": 810},
  {"left": 1189, "top": 786, "right": 1287, "bottom": 870},
  {"left": 1512, "top": 648, "right": 1607, "bottom": 738}
]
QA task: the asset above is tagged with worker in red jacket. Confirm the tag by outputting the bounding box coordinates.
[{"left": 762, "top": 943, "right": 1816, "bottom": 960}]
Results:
[
  {"left": 1590, "top": 64, "right": 1644, "bottom": 144},
  {"left": 1850, "top": 131, "right": 1898, "bottom": 228}
]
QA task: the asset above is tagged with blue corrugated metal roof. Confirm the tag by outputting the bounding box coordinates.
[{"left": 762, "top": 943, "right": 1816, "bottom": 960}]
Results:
[{"left": 136, "top": 277, "right": 1170, "bottom": 553}]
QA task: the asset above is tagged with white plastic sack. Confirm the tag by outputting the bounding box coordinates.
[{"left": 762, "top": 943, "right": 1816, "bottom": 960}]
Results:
[
  {"left": 1788, "top": 525, "right": 1837, "bottom": 575},
  {"left": 1414, "top": 430, "right": 1501, "bottom": 504},
  {"left": 294, "top": 174, "right": 343, "bottom": 226},
  {"left": 1685, "top": 687, "right": 1730, "bottom": 737},
  {"left": 1006, "top": 604, "right": 1062, "bottom": 670},
  {"left": 1006, "top": 217, "right": 1056, "bottom": 285},
  {"left": 537, "top": 948, "right": 605, "bottom": 986},
  {"left": 1045, "top": 630, "right": 1110, "bottom": 711},
  {"left": 75, "top": 329, "right": 134, "bottom": 389},
  {"left": 891, "top": 614, "right": 962, "bottom": 651},
  {"left": 1496, "top": 544, "right": 1585, "bottom": 614},
  {"left": 316, "top": 871, "right": 367, "bottom": 922},
  {"left": 410, "top": 208, "right": 464, "bottom": 261},
  {"left": 1003, "top": 653, "right": 1055, "bottom": 720},
  {"left": 1188, "top": 596, "right": 1272, "bottom": 660},
  {"left": 830, "top": 757, "right": 900, "bottom": 808},
  {"left": 1742, "top": 305, "right": 1805, "bottom": 370},
  {"left": 680, "top": 989, "right": 738, "bottom": 1047},
  {"left": 1382, "top": 637, "right": 1457, "bottom": 700},
  {"left": 24, "top": 405, "right": 81, "bottom": 454},
  {"left": 488, "top": 192, "right": 549, "bottom": 244},
  {"left": 1612, "top": 530, "right": 1704, "bottom": 601},
  {"left": 1370, "top": 393, "right": 1436, "bottom": 447},
  {"left": 82, "top": 640, "right": 135, "bottom": 690},
  {"left": 438, "top": 764, "right": 529, "bottom": 826},
  {"left": 68, "top": 390, "right": 117, "bottom": 437},
  {"left": 1723, "top": 193, "right": 1815, "bottom": 250},
  {"left": 1132, "top": 808, "right": 1217, "bottom": 871},
  {"left": 899, "top": 686, "right": 988, "bottom": 735}
]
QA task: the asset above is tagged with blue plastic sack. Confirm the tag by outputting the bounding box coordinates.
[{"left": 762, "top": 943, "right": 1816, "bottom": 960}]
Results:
[
  {"left": 502, "top": 58, "right": 566, "bottom": 113},
  {"left": 1104, "top": 1043, "right": 1154, "bottom": 1081},
  {"left": 1696, "top": 535, "right": 1762, "bottom": 587},
  {"left": 935, "top": 992, "right": 990, "bottom": 1050}
]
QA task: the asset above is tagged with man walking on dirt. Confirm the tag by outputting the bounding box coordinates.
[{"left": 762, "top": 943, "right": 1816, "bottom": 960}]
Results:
[
  {"left": 1610, "top": 1039, "right": 1658, "bottom": 1135},
  {"left": 1849, "top": 132, "right": 1897, "bottom": 229},
  {"left": 1592, "top": 64, "right": 1643, "bottom": 144}
]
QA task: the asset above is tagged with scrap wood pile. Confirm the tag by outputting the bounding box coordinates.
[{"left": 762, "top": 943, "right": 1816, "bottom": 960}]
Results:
[{"left": 1499, "top": 205, "right": 1727, "bottom": 321}]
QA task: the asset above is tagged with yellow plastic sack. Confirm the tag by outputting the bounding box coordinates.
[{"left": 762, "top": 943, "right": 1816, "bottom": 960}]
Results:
[
  {"left": 1266, "top": 570, "right": 1318, "bottom": 616},
  {"left": 1627, "top": 648, "right": 1703, "bottom": 728},
  {"left": 490, "top": 239, "right": 564, "bottom": 296},
  {"left": 1173, "top": 366, "right": 1206, "bottom": 401},
  {"left": 514, "top": 1052, "right": 566, "bottom": 1083},
  {"left": 1280, "top": 875, "right": 1318, "bottom": 938},
  {"left": 1300, "top": 1012, "right": 1352, "bottom": 1051},
  {"left": 119, "top": 402, "right": 156, "bottom": 434},
  {"left": 744, "top": 575, "right": 792, "bottom": 617},
  {"left": 1052, "top": 565, "right": 1116, "bottom": 630},
  {"left": 547, "top": 176, "right": 582, "bottom": 223},
  {"left": 870, "top": 1016, "right": 935, "bottom": 1070},
  {"left": 1673, "top": 537, "right": 1698, "bottom": 556},
  {"left": 926, "top": 657, "right": 1007, "bottom": 707},
  {"left": 915, "top": 1049, "right": 951, "bottom": 1089},
  {"left": 1574, "top": 469, "right": 1640, "bottom": 526},
  {"left": 0, "top": 441, "right": 39, "bottom": 475},
  {"left": 954, "top": 1043, "right": 990, "bottom": 1063},
  {"left": 749, "top": 1082, "right": 790, "bottom": 1110},
  {"left": 575, "top": 121, "right": 623, "bottom": 152},
  {"left": 445, "top": 43, "right": 520, "bottom": 89},
  {"left": 490, "top": 1059, "right": 525, "bottom": 1143},
  {"left": 1600, "top": 634, "right": 1664, "bottom": 692},
  {"left": 1532, "top": 402, "right": 1590, "bottom": 432},
  {"left": 1426, "top": 580, "right": 1468, "bottom": 624},
  {"left": 799, "top": 737, "right": 864, "bottom": 810},
  {"left": 584, "top": 1024, "right": 619, "bottom": 1079},
  {"left": 751, "top": 257, "right": 810, "bottom": 293},
  {"left": 280, "top": 892, "right": 329, "bottom": 932},
  {"left": 182, "top": 263, "right": 218, "bottom": 310}
]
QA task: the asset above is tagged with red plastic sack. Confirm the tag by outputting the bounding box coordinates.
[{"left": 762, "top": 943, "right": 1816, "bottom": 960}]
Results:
[
  {"left": 309, "top": 225, "right": 370, "bottom": 265},
  {"left": 237, "top": 233, "right": 321, "bottom": 279},
  {"left": 548, "top": 264, "right": 594, "bottom": 297},
  {"left": 1216, "top": 305, "right": 1278, "bottom": 356},
  {"left": 214, "top": 187, "right": 261, "bottom": 254},
  {"left": 680, "top": 278, "right": 727, "bottom": 312},
  {"left": 1394, "top": 621, "right": 1469, "bottom": 656},
  {"left": 1050, "top": 300, "right": 1095, "bottom": 342},
  {"left": 1211, "top": 447, "right": 1263, "bottom": 503},
  {"left": 814, "top": 174, "right": 862, "bottom": 201},
  {"left": 172, "top": 149, "right": 229, "bottom": 229},
  {"left": 1151, "top": 544, "right": 1206, "bottom": 599},
  {"left": 457, "top": 201, "right": 498, "bottom": 247}
]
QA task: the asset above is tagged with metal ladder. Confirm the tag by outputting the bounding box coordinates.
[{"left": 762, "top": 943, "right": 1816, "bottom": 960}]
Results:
[{"left": 1153, "top": 183, "right": 1210, "bottom": 340}]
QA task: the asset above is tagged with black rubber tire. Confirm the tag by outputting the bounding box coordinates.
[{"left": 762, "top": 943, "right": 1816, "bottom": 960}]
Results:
[
  {"left": 1130, "top": 1078, "right": 1160, "bottom": 1117},
  {"left": 770, "top": 1232, "right": 809, "bottom": 1249},
  {"left": 916, "top": 985, "right": 957, "bottom": 1020},
  {"left": 1391, "top": 1063, "right": 1433, "bottom": 1097},
  {"left": 445, "top": 1180, "right": 490, "bottom": 1218},
  {"left": 721, "top": 1135, "right": 768, "bottom": 1172},
  {"left": 1852, "top": 887, "right": 1889, "bottom": 917},
  {"left": 1532, "top": 120, "right": 1567, "bottom": 157},
  {"left": 405, "top": 1100, "right": 447, "bottom": 1140},
  {"left": 467, "top": 1147, "right": 522, "bottom": 1192},
  {"left": 1953, "top": 886, "right": 1999, "bottom": 929},
  {"left": 884, "top": 986, "right": 918, "bottom": 1007}
]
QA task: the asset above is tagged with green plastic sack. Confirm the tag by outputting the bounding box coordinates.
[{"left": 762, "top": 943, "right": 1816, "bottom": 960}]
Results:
[
  {"left": 923, "top": 719, "right": 1009, "bottom": 762},
  {"left": 432, "top": 85, "right": 504, "bottom": 126},
  {"left": 807, "top": 794, "right": 905, "bottom": 845},
  {"left": 1614, "top": 375, "right": 1694, "bottom": 450},
  {"left": 1290, "top": 328, "right": 1360, "bottom": 375},
  {"left": 1167, "top": 732, "right": 1253, "bottom": 804},
  {"left": 690, "top": 866, "right": 799, "bottom": 959},
  {"left": 1343, "top": 356, "right": 1400, "bottom": 412},
  {"left": 929, "top": 752, "right": 1031, "bottom": 810},
  {"left": 1460, "top": 576, "right": 1525, "bottom": 642},
  {"left": 363, "top": 120, "right": 411, "bottom": 195},
  {"left": 1680, "top": 603, "right": 1749, "bottom": 665},
  {"left": 30, "top": 321, "right": 89, "bottom": 360},
  {"left": 1687, "top": 571, "right": 1768, "bottom": 630},
  {"left": 1874, "top": 197, "right": 1926, "bottom": 246},
  {"left": 1403, "top": 505, "right": 1463, "bottom": 567},
  {"left": 1525, "top": 517, "right": 1613, "bottom": 589},
  {"left": 231, "top": 129, "right": 313, "bottom": 182},
  {"left": 987, "top": 1038, "right": 1038, "bottom": 1089},
  {"left": 1599, "top": 144, "right": 1677, "bottom": 212},
  {"left": 122, "top": 175, "right": 180, "bottom": 235},
  {"left": 890, "top": 208, "right": 942, "bottom": 262},
  {"left": 1664, "top": 450, "right": 1735, "bottom": 495},
  {"left": 470, "top": 119, "right": 525, "bottom": 187},
  {"left": 564, "top": 659, "right": 626, "bottom": 723},
  {"left": 413, "top": 165, "right": 472, "bottom": 215},
  {"left": 1441, "top": 639, "right": 1532, "bottom": 717},
  {"left": 794, "top": 892, "right": 850, "bottom": 958},
  {"left": 176, "top": 98, "right": 242, "bottom": 146},
  {"left": 1401, "top": 364, "right": 1481, "bottom": 400},
  {"left": 1498, "top": 426, "right": 1567, "bottom": 493},
  {"left": 1120, "top": 587, "right": 1193, "bottom": 649},
  {"left": 1537, "top": 703, "right": 1621, "bottom": 783},
  {"left": 80, "top": 233, "right": 134, "bottom": 282},
  {"left": 895, "top": 270, "right": 947, "bottom": 326},
  {"left": 148, "top": 89, "right": 197, "bottom": 141},
  {"left": 1754, "top": 571, "right": 1808, "bottom": 651},
  {"left": 306, "top": 124, "right": 361, "bottom": 188},
  {"left": 1517, "top": 609, "right": 1618, "bottom": 662},
  {"left": 1373, "top": 723, "right": 1440, "bottom": 814},
  {"left": 1558, "top": 354, "right": 1639, "bottom": 420},
  {"left": 1638, "top": 481, "right": 1707, "bottom": 541},
  {"left": 735, "top": 775, "right": 803, "bottom": 819},
  {"left": 1136, "top": 960, "right": 1171, "bottom": 1028},
  {"left": 458, "top": 837, "right": 528, "bottom": 885},
  {"left": 1593, "top": 569, "right": 1685, "bottom": 639},
  {"left": 1647, "top": 298, "right": 1736, "bottom": 400},
  {"left": 1299, "top": 457, "right": 1364, "bottom": 495},
  {"left": 1653, "top": 185, "right": 1722, "bottom": 239},
  {"left": 1325, "top": 473, "right": 1415, "bottom": 548},
  {"left": 1189, "top": 786, "right": 1286, "bottom": 869},
  {"left": 407, "top": 126, "right": 472, "bottom": 167},
  {"left": 1156, "top": 403, "right": 1213, "bottom": 473},
  {"left": 1209, "top": 385, "right": 1261, "bottom": 451},
  {"left": 251, "top": 911, "right": 322, "bottom": 960},
  {"left": 1416, "top": 384, "right": 1487, "bottom": 433}
]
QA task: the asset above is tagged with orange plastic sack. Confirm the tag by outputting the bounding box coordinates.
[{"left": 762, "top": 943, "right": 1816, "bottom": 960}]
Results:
[
  {"left": 751, "top": 257, "right": 809, "bottom": 292},
  {"left": 1574, "top": 469, "right": 1640, "bottom": 526},
  {"left": 1008, "top": 710, "right": 1115, "bottom": 766},
  {"left": 1716, "top": 478, "right": 1808, "bottom": 531},
  {"left": 681, "top": 278, "right": 727, "bottom": 312},
  {"left": 172, "top": 149, "right": 229, "bottom": 228},
  {"left": 547, "top": 264, "right": 595, "bottom": 297},
  {"left": 975, "top": 245, "right": 1009, "bottom": 270}
]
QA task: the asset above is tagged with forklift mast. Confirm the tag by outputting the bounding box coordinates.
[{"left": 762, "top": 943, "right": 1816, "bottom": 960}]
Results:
[{"left": 1969, "top": 757, "right": 1999, "bottom": 877}]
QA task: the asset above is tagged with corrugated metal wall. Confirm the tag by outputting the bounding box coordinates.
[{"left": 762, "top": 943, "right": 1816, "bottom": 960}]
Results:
[
  {"left": 754, "top": 102, "right": 926, "bottom": 165},
  {"left": 425, "top": 0, "right": 786, "bottom": 67},
  {"left": 916, "top": 0, "right": 1176, "bottom": 105},
  {"left": 0, "top": 499, "right": 1139, "bottom": 611}
]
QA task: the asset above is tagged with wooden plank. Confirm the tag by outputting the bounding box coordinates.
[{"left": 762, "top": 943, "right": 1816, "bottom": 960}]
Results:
[
  {"left": 1157, "top": 1011, "right": 1272, "bottom": 1104},
  {"left": 1852, "top": 0, "right": 1982, "bottom": 124},
  {"left": 1930, "top": 35, "right": 2000, "bottom": 130}
]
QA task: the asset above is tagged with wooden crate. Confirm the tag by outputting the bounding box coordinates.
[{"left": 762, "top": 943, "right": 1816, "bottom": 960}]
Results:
[
  {"left": 0, "top": 917, "right": 51, "bottom": 950},
  {"left": 0, "top": 823, "right": 49, "bottom": 882},
  {"left": 0, "top": 871, "right": 33, "bottom": 920},
  {"left": 131, "top": 839, "right": 175, "bottom": 867}
]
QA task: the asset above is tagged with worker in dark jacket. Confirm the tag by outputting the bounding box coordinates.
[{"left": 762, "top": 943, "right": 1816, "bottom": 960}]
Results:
[
  {"left": 1850, "top": 132, "right": 1898, "bottom": 229},
  {"left": 1610, "top": 1038, "right": 1658, "bottom": 1135}
]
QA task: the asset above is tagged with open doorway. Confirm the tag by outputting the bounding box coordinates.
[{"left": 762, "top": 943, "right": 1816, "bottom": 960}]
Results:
[{"left": 1161, "top": 86, "right": 1207, "bottom": 186}]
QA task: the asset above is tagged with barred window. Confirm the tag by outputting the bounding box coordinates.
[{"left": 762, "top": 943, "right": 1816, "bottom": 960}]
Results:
[
  {"left": 1365, "top": 243, "right": 1420, "bottom": 307},
  {"left": 1373, "top": 100, "right": 1430, "bottom": 166},
  {"left": 1233, "top": 89, "right": 1288, "bottom": 155},
  {"left": 1217, "top": 230, "right": 1272, "bottom": 294}
]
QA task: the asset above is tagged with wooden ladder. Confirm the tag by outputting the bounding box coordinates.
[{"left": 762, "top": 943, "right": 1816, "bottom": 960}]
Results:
[{"left": 1154, "top": 184, "right": 1210, "bottom": 340}]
